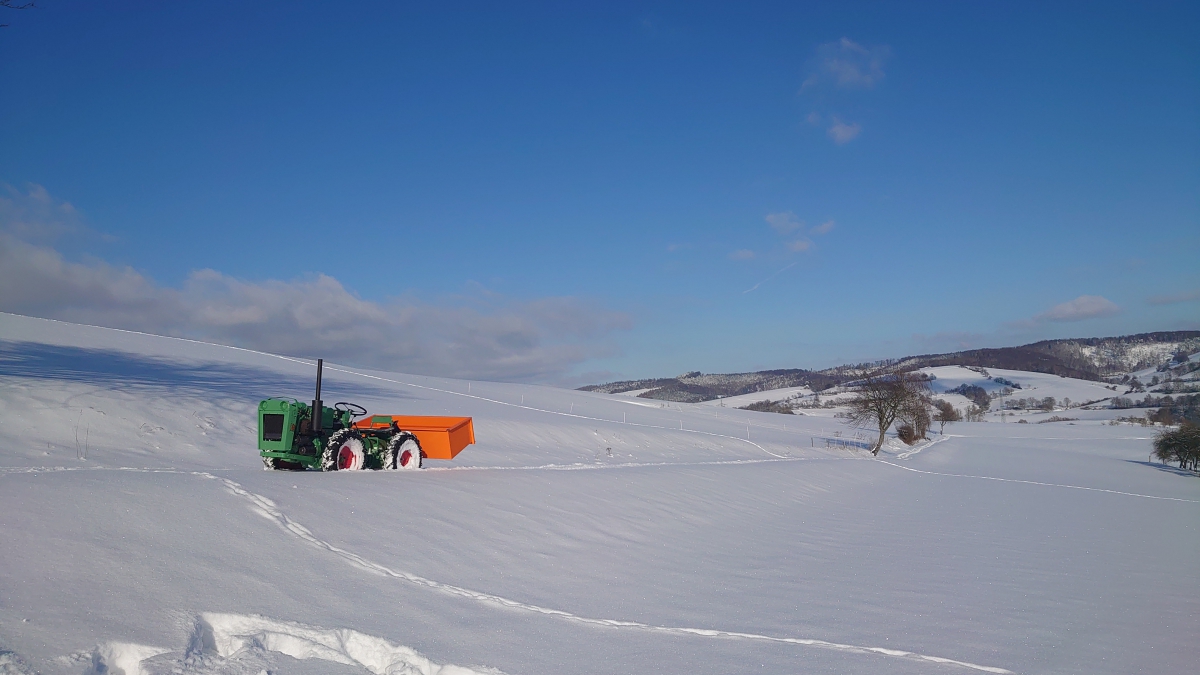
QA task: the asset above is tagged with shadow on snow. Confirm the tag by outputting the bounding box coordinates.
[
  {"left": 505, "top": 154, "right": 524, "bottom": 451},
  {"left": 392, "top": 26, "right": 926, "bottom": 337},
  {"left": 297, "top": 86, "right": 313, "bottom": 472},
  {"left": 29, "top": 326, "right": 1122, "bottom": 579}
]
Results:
[
  {"left": 0, "top": 341, "right": 405, "bottom": 402},
  {"left": 1124, "top": 459, "right": 1199, "bottom": 478}
]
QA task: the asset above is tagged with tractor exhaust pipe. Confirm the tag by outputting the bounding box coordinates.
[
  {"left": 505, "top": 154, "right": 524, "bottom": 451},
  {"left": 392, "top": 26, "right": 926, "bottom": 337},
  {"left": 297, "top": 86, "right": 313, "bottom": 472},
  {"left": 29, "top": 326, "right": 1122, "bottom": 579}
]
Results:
[{"left": 312, "top": 358, "right": 323, "bottom": 433}]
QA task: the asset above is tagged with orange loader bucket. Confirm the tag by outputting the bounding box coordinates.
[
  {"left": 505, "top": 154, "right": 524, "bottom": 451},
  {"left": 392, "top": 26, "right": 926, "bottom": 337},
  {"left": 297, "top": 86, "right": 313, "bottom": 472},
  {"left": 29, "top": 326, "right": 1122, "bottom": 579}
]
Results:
[{"left": 352, "top": 415, "right": 475, "bottom": 460}]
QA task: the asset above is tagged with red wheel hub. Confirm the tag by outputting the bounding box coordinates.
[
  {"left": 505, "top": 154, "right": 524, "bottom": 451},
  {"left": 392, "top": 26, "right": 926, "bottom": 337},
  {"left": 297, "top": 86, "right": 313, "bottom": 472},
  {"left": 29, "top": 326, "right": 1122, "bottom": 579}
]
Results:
[
  {"left": 337, "top": 444, "right": 356, "bottom": 470},
  {"left": 399, "top": 450, "right": 412, "bottom": 467}
]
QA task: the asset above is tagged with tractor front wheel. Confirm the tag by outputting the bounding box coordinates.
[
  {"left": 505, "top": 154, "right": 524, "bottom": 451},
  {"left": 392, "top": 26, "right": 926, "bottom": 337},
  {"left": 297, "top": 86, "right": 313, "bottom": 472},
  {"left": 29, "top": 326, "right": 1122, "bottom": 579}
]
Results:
[
  {"left": 323, "top": 429, "right": 366, "bottom": 471},
  {"left": 263, "top": 457, "right": 304, "bottom": 471},
  {"left": 387, "top": 432, "right": 423, "bottom": 470}
]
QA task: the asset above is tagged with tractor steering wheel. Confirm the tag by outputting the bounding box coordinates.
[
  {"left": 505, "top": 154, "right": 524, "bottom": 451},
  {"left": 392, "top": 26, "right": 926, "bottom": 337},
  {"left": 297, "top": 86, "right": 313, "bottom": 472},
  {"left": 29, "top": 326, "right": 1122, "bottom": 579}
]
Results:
[{"left": 334, "top": 402, "right": 369, "bottom": 418}]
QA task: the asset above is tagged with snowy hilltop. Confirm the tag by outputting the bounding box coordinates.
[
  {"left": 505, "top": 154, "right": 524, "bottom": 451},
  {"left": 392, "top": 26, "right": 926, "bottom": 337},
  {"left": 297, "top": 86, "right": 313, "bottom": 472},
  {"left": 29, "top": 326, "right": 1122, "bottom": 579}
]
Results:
[{"left": 582, "top": 332, "right": 1200, "bottom": 421}]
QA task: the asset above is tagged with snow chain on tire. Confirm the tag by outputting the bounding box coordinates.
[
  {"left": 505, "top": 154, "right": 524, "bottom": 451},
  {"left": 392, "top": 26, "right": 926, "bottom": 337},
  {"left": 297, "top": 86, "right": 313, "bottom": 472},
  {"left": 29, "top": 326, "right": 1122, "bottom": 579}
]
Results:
[
  {"left": 323, "top": 428, "right": 365, "bottom": 471},
  {"left": 387, "top": 431, "right": 423, "bottom": 470}
]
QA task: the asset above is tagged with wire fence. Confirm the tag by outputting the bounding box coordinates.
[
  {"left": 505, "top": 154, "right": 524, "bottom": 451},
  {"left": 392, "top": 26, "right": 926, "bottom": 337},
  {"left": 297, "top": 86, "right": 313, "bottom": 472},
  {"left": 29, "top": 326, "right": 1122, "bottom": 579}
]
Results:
[{"left": 820, "top": 436, "right": 873, "bottom": 450}]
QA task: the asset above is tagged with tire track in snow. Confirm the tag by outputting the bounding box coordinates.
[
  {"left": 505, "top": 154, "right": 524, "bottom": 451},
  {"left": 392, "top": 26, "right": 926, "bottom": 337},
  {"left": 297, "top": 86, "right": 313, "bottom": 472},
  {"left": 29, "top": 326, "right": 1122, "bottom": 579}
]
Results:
[
  {"left": 208, "top": 473, "right": 1014, "bottom": 674},
  {"left": 893, "top": 434, "right": 951, "bottom": 460},
  {"left": 951, "top": 435, "right": 1155, "bottom": 441},
  {"left": 10, "top": 457, "right": 1188, "bottom": 506},
  {"left": 429, "top": 456, "right": 850, "bottom": 473},
  {"left": 0, "top": 456, "right": 850, "bottom": 478},
  {"left": 875, "top": 460, "right": 1200, "bottom": 503}
]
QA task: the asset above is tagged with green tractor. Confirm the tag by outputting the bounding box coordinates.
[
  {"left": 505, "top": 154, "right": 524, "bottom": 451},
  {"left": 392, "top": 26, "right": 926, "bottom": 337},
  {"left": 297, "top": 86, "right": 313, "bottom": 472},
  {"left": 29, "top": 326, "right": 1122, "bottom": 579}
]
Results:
[
  {"left": 256, "top": 359, "right": 423, "bottom": 471},
  {"left": 257, "top": 359, "right": 475, "bottom": 471}
]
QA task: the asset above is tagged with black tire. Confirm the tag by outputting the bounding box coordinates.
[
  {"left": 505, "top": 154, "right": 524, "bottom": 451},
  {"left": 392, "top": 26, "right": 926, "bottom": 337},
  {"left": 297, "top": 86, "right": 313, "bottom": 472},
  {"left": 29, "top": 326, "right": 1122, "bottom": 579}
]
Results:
[
  {"left": 386, "top": 432, "right": 423, "bottom": 470},
  {"left": 322, "top": 429, "right": 366, "bottom": 471}
]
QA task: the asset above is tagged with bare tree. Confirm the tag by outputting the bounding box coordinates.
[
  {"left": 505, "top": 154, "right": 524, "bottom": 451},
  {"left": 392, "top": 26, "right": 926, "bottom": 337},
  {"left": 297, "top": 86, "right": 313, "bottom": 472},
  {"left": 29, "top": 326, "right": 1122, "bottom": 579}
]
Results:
[
  {"left": 1, "top": 1, "right": 36, "bottom": 28},
  {"left": 842, "top": 370, "right": 932, "bottom": 455},
  {"left": 933, "top": 399, "right": 962, "bottom": 433},
  {"left": 1153, "top": 421, "right": 1200, "bottom": 471},
  {"left": 897, "top": 390, "right": 933, "bottom": 443}
]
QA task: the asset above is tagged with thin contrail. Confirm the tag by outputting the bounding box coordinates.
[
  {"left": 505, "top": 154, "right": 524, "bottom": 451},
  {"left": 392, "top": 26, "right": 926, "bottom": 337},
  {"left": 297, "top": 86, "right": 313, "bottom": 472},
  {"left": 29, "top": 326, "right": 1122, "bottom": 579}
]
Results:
[{"left": 743, "top": 261, "right": 797, "bottom": 293}]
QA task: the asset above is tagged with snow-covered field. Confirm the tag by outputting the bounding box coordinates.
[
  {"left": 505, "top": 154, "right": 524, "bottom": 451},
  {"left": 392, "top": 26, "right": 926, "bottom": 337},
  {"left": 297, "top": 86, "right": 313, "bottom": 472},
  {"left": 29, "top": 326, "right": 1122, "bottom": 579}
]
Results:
[{"left": 1, "top": 313, "right": 1197, "bottom": 675}]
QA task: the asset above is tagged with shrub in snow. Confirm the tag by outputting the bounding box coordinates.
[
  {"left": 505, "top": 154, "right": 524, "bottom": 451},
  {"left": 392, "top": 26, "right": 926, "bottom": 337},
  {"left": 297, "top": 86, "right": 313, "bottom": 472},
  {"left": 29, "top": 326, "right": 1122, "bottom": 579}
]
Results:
[
  {"left": 933, "top": 400, "right": 962, "bottom": 433},
  {"left": 1153, "top": 422, "right": 1200, "bottom": 471},
  {"left": 738, "top": 399, "right": 795, "bottom": 415},
  {"left": 947, "top": 384, "right": 991, "bottom": 410},
  {"left": 992, "top": 377, "right": 1021, "bottom": 389},
  {"left": 1036, "top": 416, "right": 1079, "bottom": 424}
]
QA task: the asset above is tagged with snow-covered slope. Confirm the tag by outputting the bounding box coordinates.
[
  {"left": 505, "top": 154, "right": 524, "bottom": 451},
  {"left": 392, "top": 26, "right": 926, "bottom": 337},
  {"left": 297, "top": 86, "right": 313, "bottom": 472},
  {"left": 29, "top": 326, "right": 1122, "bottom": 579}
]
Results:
[
  {"left": 1, "top": 313, "right": 1197, "bottom": 675},
  {"left": 695, "top": 385, "right": 813, "bottom": 409},
  {"left": 921, "top": 365, "right": 1116, "bottom": 404},
  {"left": 920, "top": 365, "right": 1130, "bottom": 423},
  {"left": 687, "top": 365, "right": 1129, "bottom": 421}
]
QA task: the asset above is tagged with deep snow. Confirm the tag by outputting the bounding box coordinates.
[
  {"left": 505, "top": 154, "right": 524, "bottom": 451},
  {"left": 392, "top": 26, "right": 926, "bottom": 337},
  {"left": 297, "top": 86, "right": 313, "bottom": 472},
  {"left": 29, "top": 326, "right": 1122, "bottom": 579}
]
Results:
[{"left": 1, "top": 313, "right": 1197, "bottom": 675}]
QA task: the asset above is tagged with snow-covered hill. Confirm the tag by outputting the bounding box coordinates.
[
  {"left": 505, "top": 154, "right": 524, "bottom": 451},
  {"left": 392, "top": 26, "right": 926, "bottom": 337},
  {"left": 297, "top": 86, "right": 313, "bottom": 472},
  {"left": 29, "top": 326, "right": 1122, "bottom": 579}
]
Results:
[
  {"left": 1, "top": 313, "right": 1197, "bottom": 675},
  {"left": 678, "top": 363, "right": 1188, "bottom": 425},
  {"left": 922, "top": 365, "right": 1116, "bottom": 403}
]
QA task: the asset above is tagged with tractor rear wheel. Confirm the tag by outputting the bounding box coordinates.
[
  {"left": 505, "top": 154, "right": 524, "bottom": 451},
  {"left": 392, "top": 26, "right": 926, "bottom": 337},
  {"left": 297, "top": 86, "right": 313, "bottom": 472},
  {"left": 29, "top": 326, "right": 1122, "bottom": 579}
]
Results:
[
  {"left": 323, "top": 429, "right": 366, "bottom": 471},
  {"left": 387, "top": 432, "right": 423, "bottom": 470}
]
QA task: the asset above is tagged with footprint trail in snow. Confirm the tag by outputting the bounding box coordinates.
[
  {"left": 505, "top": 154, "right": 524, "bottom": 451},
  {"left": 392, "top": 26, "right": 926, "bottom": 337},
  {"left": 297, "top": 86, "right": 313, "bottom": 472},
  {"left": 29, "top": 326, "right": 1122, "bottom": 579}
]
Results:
[{"left": 208, "top": 472, "right": 1015, "bottom": 674}]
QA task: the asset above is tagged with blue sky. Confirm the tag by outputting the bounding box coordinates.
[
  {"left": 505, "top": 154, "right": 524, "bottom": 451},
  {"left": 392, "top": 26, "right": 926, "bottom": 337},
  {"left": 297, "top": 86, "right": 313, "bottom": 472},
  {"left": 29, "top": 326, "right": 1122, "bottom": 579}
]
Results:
[{"left": 1, "top": 1, "right": 1197, "bottom": 384}]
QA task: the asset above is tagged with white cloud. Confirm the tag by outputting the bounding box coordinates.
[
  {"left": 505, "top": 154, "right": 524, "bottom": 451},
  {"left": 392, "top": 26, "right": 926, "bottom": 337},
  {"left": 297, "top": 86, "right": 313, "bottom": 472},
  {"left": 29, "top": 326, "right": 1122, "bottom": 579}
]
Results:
[
  {"left": 765, "top": 211, "right": 803, "bottom": 234},
  {"left": 1033, "top": 295, "right": 1120, "bottom": 322},
  {"left": 799, "top": 39, "right": 887, "bottom": 144},
  {"left": 827, "top": 118, "right": 861, "bottom": 144},
  {"left": 0, "top": 189, "right": 631, "bottom": 383},
  {"left": 811, "top": 220, "right": 835, "bottom": 235},
  {"left": 0, "top": 183, "right": 85, "bottom": 242},
  {"left": 1147, "top": 289, "right": 1200, "bottom": 306},
  {"left": 802, "top": 38, "right": 891, "bottom": 91},
  {"left": 728, "top": 249, "right": 755, "bottom": 261},
  {"left": 755, "top": 212, "right": 818, "bottom": 254}
]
